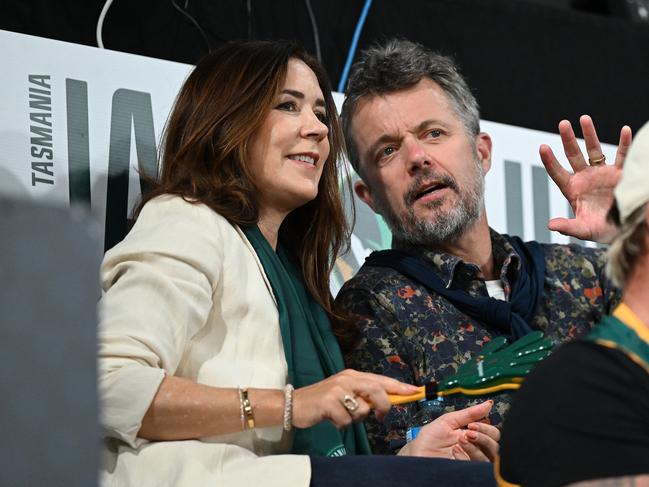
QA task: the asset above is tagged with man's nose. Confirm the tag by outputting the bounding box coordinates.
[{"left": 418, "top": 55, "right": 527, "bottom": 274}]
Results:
[{"left": 404, "top": 138, "right": 430, "bottom": 174}]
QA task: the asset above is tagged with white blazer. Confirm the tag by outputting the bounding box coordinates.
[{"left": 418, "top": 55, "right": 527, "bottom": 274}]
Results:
[{"left": 98, "top": 195, "right": 310, "bottom": 487}]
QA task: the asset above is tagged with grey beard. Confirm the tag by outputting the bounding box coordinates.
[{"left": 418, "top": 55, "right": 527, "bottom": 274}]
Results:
[{"left": 377, "top": 163, "right": 485, "bottom": 248}]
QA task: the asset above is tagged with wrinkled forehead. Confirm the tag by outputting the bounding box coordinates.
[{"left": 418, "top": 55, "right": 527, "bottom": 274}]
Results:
[{"left": 350, "top": 79, "right": 460, "bottom": 150}]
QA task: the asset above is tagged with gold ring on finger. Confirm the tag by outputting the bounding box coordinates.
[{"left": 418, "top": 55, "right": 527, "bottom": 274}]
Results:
[
  {"left": 342, "top": 394, "right": 359, "bottom": 413},
  {"left": 588, "top": 154, "right": 606, "bottom": 166}
]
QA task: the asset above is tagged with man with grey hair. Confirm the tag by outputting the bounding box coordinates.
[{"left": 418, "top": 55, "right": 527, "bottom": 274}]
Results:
[
  {"left": 335, "top": 39, "right": 631, "bottom": 453},
  {"left": 497, "top": 121, "right": 649, "bottom": 487}
]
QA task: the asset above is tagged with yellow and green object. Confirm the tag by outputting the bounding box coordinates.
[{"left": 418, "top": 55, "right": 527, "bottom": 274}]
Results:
[{"left": 387, "top": 331, "right": 554, "bottom": 405}]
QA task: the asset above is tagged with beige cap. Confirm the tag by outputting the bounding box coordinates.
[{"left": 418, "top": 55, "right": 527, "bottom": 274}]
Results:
[{"left": 615, "top": 121, "right": 649, "bottom": 223}]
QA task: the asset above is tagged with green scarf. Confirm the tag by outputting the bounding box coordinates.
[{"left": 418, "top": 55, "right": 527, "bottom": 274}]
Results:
[
  {"left": 586, "top": 315, "right": 649, "bottom": 372},
  {"left": 242, "top": 226, "right": 371, "bottom": 457}
]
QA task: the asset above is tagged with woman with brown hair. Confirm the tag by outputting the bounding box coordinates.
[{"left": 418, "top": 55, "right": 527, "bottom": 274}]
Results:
[{"left": 98, "top": 40, "right": 498, "bottom": 486}]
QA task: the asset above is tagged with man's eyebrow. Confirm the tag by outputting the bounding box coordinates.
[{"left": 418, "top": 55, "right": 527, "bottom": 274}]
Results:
[
  {"left": 416, "top": 119, "right": 447, "bottom": 131},
  {"left": 281, "top": 89, "right": 326, "bottom": 107}
]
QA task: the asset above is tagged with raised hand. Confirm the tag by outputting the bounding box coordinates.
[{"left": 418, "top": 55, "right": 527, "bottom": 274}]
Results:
[{"left": 540, "top": 115, "right": 632, "bottom": 243}]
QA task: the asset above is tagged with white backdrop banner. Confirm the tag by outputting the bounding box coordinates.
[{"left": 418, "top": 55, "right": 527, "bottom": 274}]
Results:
[{"left": 0, "top": 30, "right": 615, "bottom": 291}]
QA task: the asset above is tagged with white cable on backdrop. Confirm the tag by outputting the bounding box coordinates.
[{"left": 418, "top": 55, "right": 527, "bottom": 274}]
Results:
[
  {"left": 1, "top": 29, "right": 614, "bottom": 292},
  {"left": 96, "top": 0, "right": 114, "bottom": 48}
]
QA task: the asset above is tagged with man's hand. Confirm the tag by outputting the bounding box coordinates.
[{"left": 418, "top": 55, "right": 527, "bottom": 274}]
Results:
[
  {"left": 397, "top": 401, "right": 499, "bottom": 461},
  {"left": 540, "top": 115, "right": 632, "bottom": 243}
]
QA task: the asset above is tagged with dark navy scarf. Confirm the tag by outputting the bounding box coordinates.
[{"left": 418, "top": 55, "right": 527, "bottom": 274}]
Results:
[{"left": 364, "top": 235, "right": 546, "bottom": 340}]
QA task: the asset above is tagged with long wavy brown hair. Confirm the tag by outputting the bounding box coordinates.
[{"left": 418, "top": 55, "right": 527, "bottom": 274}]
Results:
[{"left": 137, "top": 40, "right": 353, "bottom": 330}]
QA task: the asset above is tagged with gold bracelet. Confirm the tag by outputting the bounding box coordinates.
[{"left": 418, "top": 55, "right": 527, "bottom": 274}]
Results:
[
  {"left": 240, "top": 387, "right": 255, "bottom": 429},
  {"left": 237, "top": 387, "right": 245, "bottom": 430}
]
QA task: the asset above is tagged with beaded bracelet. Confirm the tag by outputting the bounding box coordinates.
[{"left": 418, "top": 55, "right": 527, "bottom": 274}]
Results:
[{"left": 283, "top": 384, "right": 294, "bottom": 431}]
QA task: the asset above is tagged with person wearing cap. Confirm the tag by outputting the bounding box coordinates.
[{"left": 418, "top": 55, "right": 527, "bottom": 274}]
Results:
[{"left": 497, "top": 122, "right": 649, "bottom": 487}]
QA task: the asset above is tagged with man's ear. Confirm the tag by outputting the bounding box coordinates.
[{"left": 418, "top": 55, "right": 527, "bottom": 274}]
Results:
[
  {"left": 476, "top": 132, "right": 493, "bottom": 173},
  {"left": 354, "top": 179, "right": 378, "bottom": 213}
]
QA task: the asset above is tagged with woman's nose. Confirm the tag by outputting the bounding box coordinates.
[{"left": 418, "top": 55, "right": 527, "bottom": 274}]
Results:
[{"left": 301, "top": 110, "right": 329, "bottom": 141}]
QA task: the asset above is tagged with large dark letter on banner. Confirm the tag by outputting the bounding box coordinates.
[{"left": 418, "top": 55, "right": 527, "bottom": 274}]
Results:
[
  {"left": 66, "top": 79, "right": 91, "bottom": 207},
  {"left": 105, "top": 89, "right": 157, "bottom": 251}
]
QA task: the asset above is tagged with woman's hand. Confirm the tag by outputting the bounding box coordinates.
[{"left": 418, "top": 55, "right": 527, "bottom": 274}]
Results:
[
  {"left": 398, "top": 401, "right": 499, "bottom": 461},
  {"left": 540, "top": 115, "right": 632, "bottom": 243},
  {"left": 453, "top": 420, "right": 500, "bottom": 462},
  {"left": 292, "top": 369, "right": 420, "bottom": 429}
]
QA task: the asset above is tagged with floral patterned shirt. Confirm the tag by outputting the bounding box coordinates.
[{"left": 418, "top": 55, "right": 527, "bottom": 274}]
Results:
[{"left": 335, "top": 229, "right": 619, "bottom": 454}]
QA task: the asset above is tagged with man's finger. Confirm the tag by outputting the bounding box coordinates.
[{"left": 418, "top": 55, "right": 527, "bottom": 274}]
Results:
[
  {"left": 548, "top": 217, "right": 591, "bottom": 240},
  {"left": 579, "top": 115, "right": 604, "bottom": 164},
  {"left": 558, "top": 119, "right": 588, "bottom": 171},
  {"left": 615, "top": 125, "right": 633, "bottom": 168},
  {"left": 540, "top": 144, "right": 571, "bottom": 194}
]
